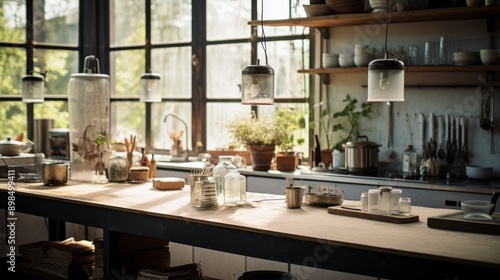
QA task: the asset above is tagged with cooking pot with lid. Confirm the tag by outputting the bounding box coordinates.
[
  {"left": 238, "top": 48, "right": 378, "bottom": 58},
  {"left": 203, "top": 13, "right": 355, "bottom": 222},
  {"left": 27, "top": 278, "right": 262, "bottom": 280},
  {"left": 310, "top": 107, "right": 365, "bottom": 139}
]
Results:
[
  {"left": 343, "top": 136, "right": 381, "bottom": 173},
  {"left": 0, "top": 137, "right": 34, "bottom": 156}
]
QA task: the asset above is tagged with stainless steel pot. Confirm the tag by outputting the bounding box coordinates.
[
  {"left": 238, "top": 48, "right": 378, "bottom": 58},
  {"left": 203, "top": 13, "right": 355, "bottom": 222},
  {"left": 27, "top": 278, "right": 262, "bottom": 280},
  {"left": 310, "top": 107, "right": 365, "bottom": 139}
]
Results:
[
  {"left": 0, "top": 137, "right": 34, "bottom": 156},
  {"left": 42, "top": 161, "right": 69, "bottom": 186},
  {"left": 343, "top": 136, "right": 381, "bottom": 173}
]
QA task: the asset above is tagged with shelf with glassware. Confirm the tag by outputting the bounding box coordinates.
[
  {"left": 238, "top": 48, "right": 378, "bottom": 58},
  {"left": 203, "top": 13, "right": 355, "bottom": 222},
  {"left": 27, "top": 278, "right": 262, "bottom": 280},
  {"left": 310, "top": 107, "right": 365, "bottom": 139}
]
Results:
[
  {"left": 248, "top": 5, "right": 500, "bottom": 30},
  {"left": 298, "top": 65, "right": 500, "bottom": 75}
]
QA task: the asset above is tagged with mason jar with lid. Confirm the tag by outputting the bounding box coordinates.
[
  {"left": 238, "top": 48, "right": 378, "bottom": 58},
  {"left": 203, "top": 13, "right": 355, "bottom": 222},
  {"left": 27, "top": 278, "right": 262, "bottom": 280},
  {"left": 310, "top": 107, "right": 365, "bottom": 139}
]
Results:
[
  {"left": 213, "top": 156, "right": 237, "bottom": 204},
  {"left": 223, "top": 169, "right": 246, "bottom": 206}
]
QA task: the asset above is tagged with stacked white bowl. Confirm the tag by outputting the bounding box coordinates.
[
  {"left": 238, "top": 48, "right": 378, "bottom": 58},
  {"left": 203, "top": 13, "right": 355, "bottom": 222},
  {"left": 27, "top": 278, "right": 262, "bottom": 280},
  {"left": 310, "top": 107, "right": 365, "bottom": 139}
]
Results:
[
  {"left": 453, "top": 51, "right": 481, "bottom": 65},
  {"left": 339, "top": 53, "right": 355, "bottom": 67},
  {"left": 369, "top": 0, "right": 388, "bottom": 13},
  {"left": 480, "top": 49, "right": 500, "bottom": 65},
  {"left": 354, "top": 44, "right": 374, "bottom": 67},
  {"left": 322, "top": 53, "right": 340, "bottom": 68}
]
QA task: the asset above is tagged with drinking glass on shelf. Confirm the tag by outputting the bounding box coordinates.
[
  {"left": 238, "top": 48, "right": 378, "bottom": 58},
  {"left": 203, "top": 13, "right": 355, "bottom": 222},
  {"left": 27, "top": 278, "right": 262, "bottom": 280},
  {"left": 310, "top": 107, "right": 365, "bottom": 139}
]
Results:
[
  {"left": 425, "top": 41, "right": 438, "bottom": 65},
  {"left": 407, "top": 45, "right": 419, "bottom": 66},
  {"left": 439, "top": 36, "right": 454, "bottom": 65}
]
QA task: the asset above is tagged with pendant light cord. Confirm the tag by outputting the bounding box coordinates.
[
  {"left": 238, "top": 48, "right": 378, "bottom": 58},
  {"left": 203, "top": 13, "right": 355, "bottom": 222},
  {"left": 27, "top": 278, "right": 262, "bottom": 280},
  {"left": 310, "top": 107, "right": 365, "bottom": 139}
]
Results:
[
  {"left": 260, "top": 0, "right": 269, "bottom": 66},
  {"left": 384, "top": 0, "right": 389, "bottom": 59},
  {"left": 92, "top": 0, "right": 97, "bottom": 56}
]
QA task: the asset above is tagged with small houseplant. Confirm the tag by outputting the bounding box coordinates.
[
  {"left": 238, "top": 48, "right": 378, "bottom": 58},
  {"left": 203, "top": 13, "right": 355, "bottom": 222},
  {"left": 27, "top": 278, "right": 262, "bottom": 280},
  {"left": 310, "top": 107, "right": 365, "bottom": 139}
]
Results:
[
  {"left": 274, "top": 107, "right": 306, "bottom": 171},
  {"left": 310, "top": 94, "right": 372, "bottom": 167},
  {"left": 225, "top": 111, "right": 286, "bottom": 171}
]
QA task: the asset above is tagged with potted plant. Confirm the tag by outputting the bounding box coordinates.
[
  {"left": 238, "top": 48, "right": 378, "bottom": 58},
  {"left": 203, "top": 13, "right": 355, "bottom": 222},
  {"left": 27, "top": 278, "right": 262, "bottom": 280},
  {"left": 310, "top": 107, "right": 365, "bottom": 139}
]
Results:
[
  {"left": 310, "top": 94, "right": 372, "bottom": 167},
  {"left": 225, "top": 111, "right": 286, "bottom": 171},
  {"left": 274, "top": 107, "right": 306, "bottom": 171}
]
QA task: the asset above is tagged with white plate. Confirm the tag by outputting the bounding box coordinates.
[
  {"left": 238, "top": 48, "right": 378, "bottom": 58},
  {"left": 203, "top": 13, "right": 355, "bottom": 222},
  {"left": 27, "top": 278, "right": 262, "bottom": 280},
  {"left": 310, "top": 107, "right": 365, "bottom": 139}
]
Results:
[{"left": 463, "top": 213, "right": 493, "bottom": 221}]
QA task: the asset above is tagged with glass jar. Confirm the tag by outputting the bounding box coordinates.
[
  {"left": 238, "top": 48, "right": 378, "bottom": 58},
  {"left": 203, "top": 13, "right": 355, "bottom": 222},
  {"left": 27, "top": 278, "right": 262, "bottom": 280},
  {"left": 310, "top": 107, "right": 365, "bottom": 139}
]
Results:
[
  {"left": 213, "top": 156, "right": 237, "bottom": 204},
  {"left": 360, "top": 192, "right": 368, "bottom": 212},
  {"left": 378, "top": 186, "right": 393, "bottom": 215},
  {"left": 402, "top": 145, "right": 418, "bottom": 178},
  {"left": 398, "top": 197, "right": 412, "bottom": 216},
  {"left": 368, "top": 189, "right": 379, "bottom": 213},
  {"left": 191, "top": 179, "right": 219, "bottom": 209},
  {"left": 223, "top": 170, "right": 246, "bottom": 206},
  {"left": 391, "top": 189, "right": 403, "bottom": 214},
  {"left": 108, "top": 155, "right": 129, "bottom": 182}
]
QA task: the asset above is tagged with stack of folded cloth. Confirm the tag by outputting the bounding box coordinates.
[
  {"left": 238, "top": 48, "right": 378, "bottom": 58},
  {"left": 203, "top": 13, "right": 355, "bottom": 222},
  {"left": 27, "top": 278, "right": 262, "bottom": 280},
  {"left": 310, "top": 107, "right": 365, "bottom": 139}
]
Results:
[{"left": 19, "top": 237, "right": 95, "bottom": 279}]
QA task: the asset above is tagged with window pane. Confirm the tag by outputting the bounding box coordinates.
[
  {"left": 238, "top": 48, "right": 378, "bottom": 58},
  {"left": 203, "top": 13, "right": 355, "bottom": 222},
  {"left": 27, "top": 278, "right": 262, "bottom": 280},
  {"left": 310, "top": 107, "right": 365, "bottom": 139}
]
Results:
[
  {"left": 152, "top": 102, "right": 192, "bottom": 151},
  {"left": 206, "top": 0, "right": 250, "bottom": 41},
  {"left": 257, "top": 0, "right": 309, "bottom": 37},
  {"left": 0, "top": 0, "right": 26, "bottom": 42},
  {"left": 34, "top": 49, "right": 78, "bottom": 96},
  {"left": 111, "top": 102, "right": 146, "bottom": 149},
  {"left": 152, "top": 47, "right": 191, "bottom": 98},
  {"left": 111, "top": 50, "right": 144, "bottom": 97},
  {"left": 0, "top": 102, "right": 27, "bottom": 138},
  {"left": 151, "top": 0, "right": 191, "bottom": 44},
  {"left": 34, "top": 101, "right": 69, "bottom": 128},
  {"left": 0, "top": 47, "right": 25, "bottom": 96},
  {"left": 206, "top": 43, "right": 250, "bottom": 99},
  {"left": 206, "top": 103, "right": 250, "bottom": 151},
  {"left": 110, "top": 0, "right": 145, "bottom": 46},
  {"left": 259, "top": 40, "right": 309, "bottom": 98},
  {"left": 33, "top": 0, "right": 78, "bottom": 45}
]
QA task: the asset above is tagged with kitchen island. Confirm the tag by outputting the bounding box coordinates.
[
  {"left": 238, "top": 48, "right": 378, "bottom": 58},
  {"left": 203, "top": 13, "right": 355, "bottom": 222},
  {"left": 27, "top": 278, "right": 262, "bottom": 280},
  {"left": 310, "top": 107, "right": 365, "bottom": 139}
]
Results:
[{"left": 1, "top": 181, "right": 499, "bottom": 279}]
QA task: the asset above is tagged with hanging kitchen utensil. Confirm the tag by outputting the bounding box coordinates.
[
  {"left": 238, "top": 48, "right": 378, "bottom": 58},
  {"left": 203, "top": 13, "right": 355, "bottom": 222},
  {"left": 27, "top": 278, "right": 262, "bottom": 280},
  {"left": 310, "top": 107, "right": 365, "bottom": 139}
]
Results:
[
  {"left": 454, "top": 115, "right": 462, "bottom": 166},
  {"left": 419, "top": 113, "right": 425, "bottom": 156},
  {"left": 449, "top": 115, "right": 456, "bottom": 165},
  {"left": 445, "top": 113, "right": 452, "bottom": 164},
  {"left": 437, "top": 115, "right": 445, "bottom": 160},
  {"left": 460, "top": 116, "right": 469, "bottom": 164},
  {"left": 428, "top": 112, "right": 437, "bottom": 157},
  {"left": 387, "top": 102, "right": 392, "bottom": 148}
]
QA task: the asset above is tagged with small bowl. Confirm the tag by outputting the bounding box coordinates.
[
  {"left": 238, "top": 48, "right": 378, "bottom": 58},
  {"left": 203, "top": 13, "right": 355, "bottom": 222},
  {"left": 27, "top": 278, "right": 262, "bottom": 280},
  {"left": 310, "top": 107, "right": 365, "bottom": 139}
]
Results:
[
  {"left": 466, "top": 165, "right": 493, "bottom": 180},
  {"left": 303, "top": 4, "right": 335, "bottom": 17},
  {"left": 480, "top": 49, "right": 500, "bottom": 65},
  {"left": 461, "top": 200, "right": 493, "bottom": 220},
  {"left": 339, "top": 53, "right": 355, "bottom": 67}
]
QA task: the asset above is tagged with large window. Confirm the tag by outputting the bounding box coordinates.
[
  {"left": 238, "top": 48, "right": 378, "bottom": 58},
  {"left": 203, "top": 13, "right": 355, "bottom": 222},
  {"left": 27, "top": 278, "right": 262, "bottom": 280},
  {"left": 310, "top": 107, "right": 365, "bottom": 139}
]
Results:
[{"left": 0, "top": 0, "right": 311, "bottom": 159}]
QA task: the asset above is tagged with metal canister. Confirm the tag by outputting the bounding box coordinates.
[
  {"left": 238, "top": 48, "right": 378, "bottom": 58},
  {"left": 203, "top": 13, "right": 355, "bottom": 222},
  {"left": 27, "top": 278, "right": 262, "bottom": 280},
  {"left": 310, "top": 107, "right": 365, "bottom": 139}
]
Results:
[
  {"left": 343, "top": 135, "right": 381, "bottom": 174},
  {"left": 42, "top": 161, "right": 69, "bottom": 186}
]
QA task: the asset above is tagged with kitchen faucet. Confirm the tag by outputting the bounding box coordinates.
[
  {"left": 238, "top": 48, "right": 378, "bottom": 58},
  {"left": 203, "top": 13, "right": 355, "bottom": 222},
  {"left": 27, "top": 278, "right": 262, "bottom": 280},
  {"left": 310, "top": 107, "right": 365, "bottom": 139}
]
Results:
[{"left": 163, "top": 113, "right": 189, "bottom": 161}]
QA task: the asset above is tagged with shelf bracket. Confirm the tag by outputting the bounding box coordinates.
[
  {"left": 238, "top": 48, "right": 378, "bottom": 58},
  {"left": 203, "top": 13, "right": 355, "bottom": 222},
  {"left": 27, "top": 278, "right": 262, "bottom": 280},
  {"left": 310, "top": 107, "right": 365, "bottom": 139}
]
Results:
[
  {"left": 317, "top": 28, "right": 330, "bottom": 40},
  {"left": 320, "top": 74, "right": 330, "bottom": 85}
]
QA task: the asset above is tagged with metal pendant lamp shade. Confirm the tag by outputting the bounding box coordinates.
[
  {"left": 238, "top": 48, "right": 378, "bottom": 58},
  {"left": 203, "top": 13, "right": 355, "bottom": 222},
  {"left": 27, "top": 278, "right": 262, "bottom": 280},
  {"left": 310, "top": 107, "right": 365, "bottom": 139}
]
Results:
[
  {"left": 22, "top": 74, "right": 44, "bottom": 103},
  {"left": 367, "top": 58, "right": 405, "bottom": 102},
  {"left": 140, "top": 72, "right": 161, "bottom": 102},
  {"left": 241, "top": 62, "right": 274, "bottom": 105}
]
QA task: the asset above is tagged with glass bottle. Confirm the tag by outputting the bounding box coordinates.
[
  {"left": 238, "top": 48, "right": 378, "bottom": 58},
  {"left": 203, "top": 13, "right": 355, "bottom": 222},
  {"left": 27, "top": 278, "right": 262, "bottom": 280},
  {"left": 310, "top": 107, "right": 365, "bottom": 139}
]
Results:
[
  {"left": 223, "top": 170, "right": 246, "bottom": 206},
  {"left": 108, "top": 154, "right": 129, "bottom": 182},
  {"left": 213, "top": 156, "right": 237, "bottom": 205},
  {"left": 402, "top": 145, "right": 418, "bottom": 178}
]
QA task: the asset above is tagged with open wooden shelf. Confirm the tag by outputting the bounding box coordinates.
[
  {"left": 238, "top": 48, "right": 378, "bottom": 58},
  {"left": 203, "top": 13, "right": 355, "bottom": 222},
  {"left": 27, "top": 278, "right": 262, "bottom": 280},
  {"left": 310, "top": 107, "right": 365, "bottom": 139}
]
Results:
[
  {"left": 249, "top": 5, "right": 500, "bottom": 29},
  {"left": 298, "top": 65, "right": 500, "bottom": 75}
]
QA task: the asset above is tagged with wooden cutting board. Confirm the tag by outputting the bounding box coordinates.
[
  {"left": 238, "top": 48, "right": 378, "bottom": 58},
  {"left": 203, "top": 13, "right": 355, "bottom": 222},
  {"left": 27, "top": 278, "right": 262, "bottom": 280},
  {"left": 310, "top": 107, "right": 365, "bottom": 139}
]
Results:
[
  {"left": 427, "top": 211, "right": 500, "bottom": 236},
  {"left": 327, "top": 206, "right": 419, "bottom": 224}
]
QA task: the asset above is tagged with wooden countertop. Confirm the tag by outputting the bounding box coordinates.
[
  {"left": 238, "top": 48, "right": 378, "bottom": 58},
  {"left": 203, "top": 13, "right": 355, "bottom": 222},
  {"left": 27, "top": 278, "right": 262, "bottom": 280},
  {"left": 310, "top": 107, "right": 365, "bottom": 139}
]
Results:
[{"left": 2, "top": 180, "right": 500, "bottom": 271}]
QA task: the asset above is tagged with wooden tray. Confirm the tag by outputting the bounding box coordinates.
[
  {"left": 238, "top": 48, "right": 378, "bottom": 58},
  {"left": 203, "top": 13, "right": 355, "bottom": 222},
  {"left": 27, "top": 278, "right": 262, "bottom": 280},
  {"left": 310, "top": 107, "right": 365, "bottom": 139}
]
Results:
[
  {"left": 427, "top": 211, "right": 500, "bottom": 236},
  {"left": 327, "top": 206, "right": 419, "bottom": 224}
]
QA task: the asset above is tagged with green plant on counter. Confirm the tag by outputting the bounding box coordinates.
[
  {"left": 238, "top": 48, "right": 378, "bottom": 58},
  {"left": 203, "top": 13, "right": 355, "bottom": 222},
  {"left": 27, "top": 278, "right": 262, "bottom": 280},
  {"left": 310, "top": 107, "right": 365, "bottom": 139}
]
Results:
[
  {"left": 310, "top": 94, "right": 372, "bottom": 151},
  {"left": 225, "top": 111, "right": 286, "bottom": 147},
  {"left": 274, "top": 107, "right": 306, "bottom": 153}
]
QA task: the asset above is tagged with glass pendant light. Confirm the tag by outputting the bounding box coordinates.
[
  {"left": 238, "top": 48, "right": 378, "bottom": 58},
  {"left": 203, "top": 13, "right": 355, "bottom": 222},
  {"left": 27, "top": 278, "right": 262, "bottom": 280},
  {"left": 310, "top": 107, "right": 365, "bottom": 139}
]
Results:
[
  {"left": 367, "top": 0, "right": 404, "bottom": 102},
  {"left": 241, "top": 0, "right": 274, "bottom": 105},
  {"left": 140, "top": 71, "right": 161, "bottom": 102},
  {"left": 22, "top": 72, "right": 45, "bottom": 103}
]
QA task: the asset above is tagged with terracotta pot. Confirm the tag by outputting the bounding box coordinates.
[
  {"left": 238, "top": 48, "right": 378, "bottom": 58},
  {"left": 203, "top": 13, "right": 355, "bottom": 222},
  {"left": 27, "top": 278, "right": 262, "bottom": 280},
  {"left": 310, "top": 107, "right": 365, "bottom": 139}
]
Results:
[
  {"left": 321, "top": 149, "right": 333, "bottom": 167},
  {"left": 247, "top": 145, "right": 275, "bottom": 171},
  {"left": 275, "top": 153, "right": 298, "bottom": 171}
]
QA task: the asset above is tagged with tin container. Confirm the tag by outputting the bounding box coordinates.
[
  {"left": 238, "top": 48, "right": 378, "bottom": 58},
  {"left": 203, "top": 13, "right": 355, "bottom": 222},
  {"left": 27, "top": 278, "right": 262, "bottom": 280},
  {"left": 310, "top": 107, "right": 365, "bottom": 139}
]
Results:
[{"left": 42, "top": 161, "right": 69, "bottom": 186}]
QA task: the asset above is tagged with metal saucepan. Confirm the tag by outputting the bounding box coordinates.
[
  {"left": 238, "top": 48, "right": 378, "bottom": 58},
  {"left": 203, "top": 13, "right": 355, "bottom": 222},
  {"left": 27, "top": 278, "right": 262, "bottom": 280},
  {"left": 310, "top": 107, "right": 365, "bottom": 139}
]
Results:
[
  {"left": 343, "top": 136, "right": 381, "bottom": 174},
  {"left": 0, "top": 137, "right": 34, "bottom": 156}
]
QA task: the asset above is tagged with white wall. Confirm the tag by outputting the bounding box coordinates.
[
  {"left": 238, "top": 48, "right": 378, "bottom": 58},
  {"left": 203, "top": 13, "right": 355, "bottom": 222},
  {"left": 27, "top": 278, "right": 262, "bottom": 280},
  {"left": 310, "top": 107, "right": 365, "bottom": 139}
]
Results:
[{"left": 318, "top": 19, "right": 500, "bottom": 176}]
